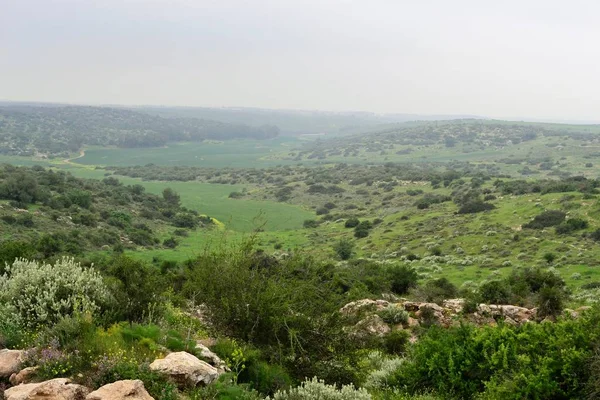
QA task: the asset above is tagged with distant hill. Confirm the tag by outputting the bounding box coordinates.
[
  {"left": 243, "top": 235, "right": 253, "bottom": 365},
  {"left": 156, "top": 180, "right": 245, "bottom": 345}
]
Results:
[
  {"left": 133, "top": 105, "right": 483, "bottom": 136},
  {"left": 0, "top": 103, "right": 279, "bottom": 157}
]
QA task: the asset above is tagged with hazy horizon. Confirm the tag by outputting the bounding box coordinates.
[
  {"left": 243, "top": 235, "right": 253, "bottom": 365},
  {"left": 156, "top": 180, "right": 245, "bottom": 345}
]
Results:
[{"left": 2, "top": 0, "right": 599, "bottom": 122}]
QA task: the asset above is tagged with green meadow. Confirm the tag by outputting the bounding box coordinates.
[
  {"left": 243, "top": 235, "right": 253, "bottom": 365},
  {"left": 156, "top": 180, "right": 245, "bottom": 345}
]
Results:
[{"left": 74, "top": 138, "right": 303, "bottom": 168}]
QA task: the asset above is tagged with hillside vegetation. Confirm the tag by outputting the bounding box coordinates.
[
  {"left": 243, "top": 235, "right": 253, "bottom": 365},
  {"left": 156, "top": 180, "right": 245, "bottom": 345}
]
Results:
[
  {"left": 0, "top": 105, "right": 279, "bottom": 157},
  {"left": 0, "top": 165, "right": 213, "bottom": 260},
  {"left": 3, "top": 115, "right": 600, "bottom": 399}
]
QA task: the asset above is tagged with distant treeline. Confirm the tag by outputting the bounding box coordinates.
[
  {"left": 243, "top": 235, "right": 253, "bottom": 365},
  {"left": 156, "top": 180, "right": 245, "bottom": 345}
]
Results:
[
  {"left": 0, "top": 105, "right": 279, "bottom": 157},
  {"left": 106, "top": 161, "right": 502, "bottom": 186}
]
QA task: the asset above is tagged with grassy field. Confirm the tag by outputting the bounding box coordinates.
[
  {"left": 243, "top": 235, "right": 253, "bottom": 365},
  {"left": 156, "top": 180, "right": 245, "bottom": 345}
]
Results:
[{"left": 74, "top": 138, "right": 304, "bottom": 168}]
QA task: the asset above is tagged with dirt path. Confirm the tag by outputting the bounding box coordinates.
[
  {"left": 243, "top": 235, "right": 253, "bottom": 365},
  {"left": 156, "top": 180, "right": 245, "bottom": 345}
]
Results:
[{"left": 63, "top": 149, "right": 86, "bottom": 165}]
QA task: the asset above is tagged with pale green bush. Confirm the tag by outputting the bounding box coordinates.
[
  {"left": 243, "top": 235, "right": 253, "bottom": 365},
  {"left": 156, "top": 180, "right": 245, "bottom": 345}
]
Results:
[
  {"left": 378, "top": 305, "right": 409, "bottom": 325},
  {"left": 269, "top": 377, "right": 371, "bottom": 400},
  {"left": 364, "top": 353, "right": 404, "bottom": 391},
  {"left": 0, "top": 257, "right": 110, "bottom": 327}
]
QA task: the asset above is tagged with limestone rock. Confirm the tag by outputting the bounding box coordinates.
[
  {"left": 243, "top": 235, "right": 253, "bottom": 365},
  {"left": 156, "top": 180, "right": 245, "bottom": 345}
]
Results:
[
  {"left": 442, "top": 298, "right": 465, "bottom": 313},
  {"left": 353, "top": 315, "right": 391, "bottom": 337},
  {"left": 0, "top": 349, "right": 24, "bottom": 378},
  {"left": 149, "top": 351, "right": 222, "bottom": 387},
  {"left": 86, "top": 380, "right": 154, "bottom": 400},
  {"left": 9, "top": 366, "right": 38, "bottom": 386},
  {"left": 340, "top": 299, "right": 390, "bottom": 317},
  {"left": 4, "top": 378, "right": 90, "bottom": 400},
  {"left": 195, "top": 342, "right": 229, "bottom": 372}
]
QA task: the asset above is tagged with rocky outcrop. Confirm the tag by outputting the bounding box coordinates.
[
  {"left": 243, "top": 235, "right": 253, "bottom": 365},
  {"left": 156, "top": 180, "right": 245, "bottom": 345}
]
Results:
[
  {"left": 0, "top": 349, "right": 24, "bottom": 378},
  {"left": 195, "top": 342, "right": 229, "bottom": 372},
  {"left": 476, "top": 304, "right": 536, "bottom": 323},
  {"left": 9, "top": 366, "right": 38, "bottom": 386},
  {"left": 4, "top": 378, "right": 90, "bottom": 400},
  {"left": 149, "top": 351, "right": 222, "bottom": 387},
  {"left": 86, "top": 380, "right": 154, "bottom": 400},
  {"left": 353, "top": 315, "right": 391, "bottom": 337},
  {"left": 340, "top": 299, "right": 390, "bottom": 317},
  {"left": 339, "top": 298, "right": 573, "bottom": 337}
]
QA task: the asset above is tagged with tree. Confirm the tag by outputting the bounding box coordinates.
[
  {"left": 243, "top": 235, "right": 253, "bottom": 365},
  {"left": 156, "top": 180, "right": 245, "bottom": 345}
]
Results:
[
  {"left": 333, "top": 239, "right": 354, "bottom": 260},
  {"left": 162, "top": 187, "right": 181, "bottom": 207},
  {"left": 388, "top": 265, "right": 418, "bottom": 295}
]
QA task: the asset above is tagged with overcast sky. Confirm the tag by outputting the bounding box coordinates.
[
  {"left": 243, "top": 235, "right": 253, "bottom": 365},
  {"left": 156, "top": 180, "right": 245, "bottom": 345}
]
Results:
[{"left": 1, "top": 0, "right": 598, "bottom": 120}]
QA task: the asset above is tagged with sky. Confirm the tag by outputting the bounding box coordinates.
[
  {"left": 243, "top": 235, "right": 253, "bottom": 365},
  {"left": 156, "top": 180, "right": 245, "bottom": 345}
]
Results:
[{"left": 1, "top": 0, "right": 599, "bottom": 121}]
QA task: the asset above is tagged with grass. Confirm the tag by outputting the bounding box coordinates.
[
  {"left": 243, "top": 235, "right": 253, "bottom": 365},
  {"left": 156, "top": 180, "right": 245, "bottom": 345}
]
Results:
[
  {"left": 74, "top": 138, "right": 306, "bottom": 168},
  {"left": 63, "top": 168, "right": 314, "bottom": 233}
]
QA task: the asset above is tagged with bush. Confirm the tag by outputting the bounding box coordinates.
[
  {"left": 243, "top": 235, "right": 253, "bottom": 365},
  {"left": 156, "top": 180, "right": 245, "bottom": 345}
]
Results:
[
  {"left": 354, "top": 221, "right": 373, "bottom": 238},
  {"left": 378, "top": 306, "right": 409, "bottom": 325},
  {"left": 457, "top": 201, "right": 495, "bottom": 214},
  {"left": 419, "top": 278, "right": 458, "bottom": 304},
  {"left": 102, "top": 256, "right": 164, "bottom": 323},
  {"left": 163, "top": 237, "right": 178, "bottom": 248},
  {"left": 0, "top": 257, "right": 110, "bottom": 328},
  {"left": 523, "top": 210, "right": 566, "bottom": 229},
  {"left": 303, "top": 219, "right": 319, "bottom": 228},
  {"left": 268, "top": 377, "right": 371, "bottom": 400},
  {"left": 333, "top": 239, "right": 354, "bottom": 260},
  {"left": 392, "top": 316, "right": 598, "bottom": 399},
  {"left": 345, "top": 218, "right": 360, "bottom": 228},
  {"left": 556, "top": 218, "right": 589, "bottom": 234},
  {"left": 536, "top": 286, "right": 565, "bottom": 318},
  {"left": 384, "top": 330, "right": 411, "bottom": 355},
  {"left": 479, "top": 280, "right": 511, "bottom": 304},
  {"left": 388, "top": 265, "right": 419, "bottom": 295}
]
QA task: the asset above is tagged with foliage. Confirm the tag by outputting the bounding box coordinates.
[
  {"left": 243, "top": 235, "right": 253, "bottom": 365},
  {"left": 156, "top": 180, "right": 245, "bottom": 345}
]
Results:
[
  {"left": 388, "top": 265, "right": 419, "bottom": 295},
  {"left": 378, "top": 306, "right": 409, "bottom": 325},
  {"left": 0, "top": 104, "right": 279, "bottom": 156},
  {"left": 392, "top": 311, "right": 600, "bottom": 399},
  {"left": 334, "top": 239, "right": 355, "bottom": 260},
  {"left": 268, "top": 377, "right": 371, "bottom": 400},
  {"left": 0, "top": 257, "right": 110, "bottom": 328},
  {"left": 523, "top": 210, "right": 566, "bottom": 229}
]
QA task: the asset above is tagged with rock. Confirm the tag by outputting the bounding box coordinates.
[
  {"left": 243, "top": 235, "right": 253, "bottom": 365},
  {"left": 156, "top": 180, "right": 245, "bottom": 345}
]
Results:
[
  {"left": 443, "top": 298, "right": 465, "bottom": 313},
  {"left": 195, "top": 342, "right": 229, "bottom": 372},
  {"left": 4, "top": 378, "right": 90, "bottom": 400},
  {"left": 149, "top": 351, "right": 222, "bottom": 387},
  {"left": 86, "top": 380, "right": 154, "bottom": 400},
  {"left": 406, "top": 317, "right": 420, "bottom": 328},
  {"left": 340, "top": 299, "right": 389, "bottom": 317},
  {"left": 403, "top": 301, "right": 421, "bottom": 312},
  {"left": 504, "top": 316, "right": 518, "bottom": 326},
  {"left": 9, "top": 366, "right": 38, "bottom": 386},
  {"left": 0, "top": 349, "right": 24, "bottom": 378},
  {"left": 353, "top": 315, "right": 391, "bottom": 337}
]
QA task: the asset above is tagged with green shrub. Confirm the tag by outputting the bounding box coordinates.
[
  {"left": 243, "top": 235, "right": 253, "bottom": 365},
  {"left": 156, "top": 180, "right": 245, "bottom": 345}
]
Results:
[
  {"left": 0, "top": 257, "right": 110, "bottom": 328},
  {"left": 536, "top": 286, "right": 565, "bottom": 318},
  {"left": 523, "top": 210, "right": 566, "bottom": 229},
  {"left": 268, "top": 377, "right": 371, "bottom": 400},
  {"left": 384, "top": 330, "right": 411, "bottom": 355},
  {"left": 388, "top": 265, "right": 418, "bottom": 295},
  {"left": 333, "top": 239, "right": 354, "bottom": 260},
  {"left": 345, "top": 218, "right": 360, "bottom": 228},
  {"left": 378, "top": 306, "right": 409, "bottom": 325}
]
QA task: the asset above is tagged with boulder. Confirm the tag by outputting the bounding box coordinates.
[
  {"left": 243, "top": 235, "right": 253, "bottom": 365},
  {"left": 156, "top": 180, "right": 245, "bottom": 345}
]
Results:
[
  {"left": 9, "top": 366, "right": 38, "bottom": 386},
  {"left": 149, "top": 351, "right": 222, "bottom": 387},
  {"left": 195, "top": 342, "right": 229, "bottom": 372},
  {"left": 0, "top": 349, "right": 24, "bottom": 378},
  {"left": 340, "top": 299, "right": 389, "bottom": 317},
  {"left": 353, "top": 315, "right": 391, "bottom": 337},
  {"left": 442, "top": 299, "right": 465, "bottom": 314},
  {"left": 4, "top": 378, "right": 90, "bottom": 400},
  {"left": 86, "top": 380, "right": 154, "bottom": 400}
]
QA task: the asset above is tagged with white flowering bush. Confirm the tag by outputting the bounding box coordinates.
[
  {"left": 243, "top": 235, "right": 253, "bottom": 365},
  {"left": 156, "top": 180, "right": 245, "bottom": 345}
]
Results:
[
  {"left": 0, "top": 257, "right": 110, "bottom": 327},
  {"left": 363, "top": 352, "right": 404, "bottom": 391},
  {"left": 269, "top": 377, "right": 371, "bottom": 400}
]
